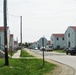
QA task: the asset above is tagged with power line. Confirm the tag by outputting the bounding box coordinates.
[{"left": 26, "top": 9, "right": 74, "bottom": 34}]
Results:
[
  {"left": 8, "top": 13, "right": 20, "bottom": 17},
  {"left": 70, "top": 19, "right": 76, "bottom": 25},
  {"left": 0, "top": 9, "right": 19, "bottom": 18}
]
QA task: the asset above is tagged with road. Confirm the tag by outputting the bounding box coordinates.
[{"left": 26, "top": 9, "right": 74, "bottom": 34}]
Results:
[{"left": 30, "top": 49, "right": 76, "bottom": 75}]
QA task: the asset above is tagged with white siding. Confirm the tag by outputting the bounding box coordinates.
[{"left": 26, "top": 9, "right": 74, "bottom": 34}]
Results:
[
  {"left": 51, "top": 35, "right": 56, "bottom": 49},
  {"left": 0, "top": 31, "right": 4, "bottom": 50},
  {"left": 64, "top": 27, "right": 76, "bottom": 48},
  {"left": 51, "top": 34, "right": 65, "bottom": 49},
  {"left": 0, "top": 28, "right": 10, "bottom": 51},
  {"left": 10, "top": 36, "right": 14, "bottom": 50}
]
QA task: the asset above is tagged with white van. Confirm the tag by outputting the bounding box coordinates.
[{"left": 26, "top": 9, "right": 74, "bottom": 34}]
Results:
[{"left": 45, "top": 45, "right": 53, "bottom": 51}]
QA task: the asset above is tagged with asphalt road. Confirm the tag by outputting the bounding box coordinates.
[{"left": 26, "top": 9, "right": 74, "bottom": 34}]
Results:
[{"left": 31, "top": 49, "right": 76, "bottom": 75}]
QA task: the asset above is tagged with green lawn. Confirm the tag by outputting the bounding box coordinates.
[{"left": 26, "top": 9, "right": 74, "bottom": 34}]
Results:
[
  {"left": 21, "top": 50, "right": 33, "bottom": 57},
  {"left": 54, "top": 50, "right": 66, "bottom": 53},
  {"left": 0, "top": 50, "right": 57, "bottom": 75}
]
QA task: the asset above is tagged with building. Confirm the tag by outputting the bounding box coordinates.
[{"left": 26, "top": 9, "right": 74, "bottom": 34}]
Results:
[
  {"left": 51, "top": 34, "right": 65, "bottom": 49},
  {"left": 65, "top": 26, "right": 76, "bottom": 48},
  {"left": 31, "top": 42, "right": 38, "bottom": 49},
  {"left": 0, "top": 26, "right": 10, "bottom": 51},
  {"left": 47, "top": 40, "right": 51, "bottom": 46},
  {"left": 10, "top": 34, "right": 14, "bottom": 51},
  {"left": 14, "top": 41, "right": 19, "bottom": 50}
]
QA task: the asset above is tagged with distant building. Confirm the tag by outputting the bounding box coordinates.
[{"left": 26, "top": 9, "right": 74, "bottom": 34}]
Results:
[
  {"left": 51, "top": 34, "right": 65, "bottom": 49},
  {"left": 47, "top": 40, "right": 51, "bottom": 46},
  {"left": 65, "top": 26, "right": 76, "bottom": 48},
  {"left": 31, "top": 42, "right": 38, "bottom": 49},
  {"left": 10, "top": 34, "right": 14, "bottom": 51},
  {"left": 0, "top": 26, "right": 10, "bottom": 51},
  {"left": 14, "top": 41, "right": 19, "bottom": 50}
]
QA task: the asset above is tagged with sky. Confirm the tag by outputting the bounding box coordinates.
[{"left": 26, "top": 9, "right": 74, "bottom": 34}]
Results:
[{"left": 0, "top": 0, "right": 76, "bottom": 43}]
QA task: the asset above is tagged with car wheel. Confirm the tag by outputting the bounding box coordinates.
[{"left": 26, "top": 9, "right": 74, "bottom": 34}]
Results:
[
  {"left": 70, "top": 53, "right": 75, "bottom": 55},
  {"left": 66, "top": 52, "right": 68, "bottom": 55}
]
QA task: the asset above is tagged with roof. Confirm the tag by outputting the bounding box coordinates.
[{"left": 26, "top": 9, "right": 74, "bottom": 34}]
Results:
[
  {"left": 70, "top": 26, "right": 76, "bottom": 31},
  {"left": 0, "top": 26, "right": 9, "bottom": 31},
  {"left": 53, "top": 34, "right": 64, "bottom": 37}
]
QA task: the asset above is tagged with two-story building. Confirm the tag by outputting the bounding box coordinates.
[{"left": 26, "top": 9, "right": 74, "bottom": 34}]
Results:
[
  {"left": 14, "top": 41, "right": 19, "bottom": 50},
  {"left": 51, "top": 34, "right": 65, "bottom": 49},
  {"left": 0, "top": 26, "right": 10, "bottom": 51},
  {"left": 65, "top": 26, "right": 76, "bottom": 48},
  {"left": 10, "top": 34, "right": 14, "bottom": 51}
]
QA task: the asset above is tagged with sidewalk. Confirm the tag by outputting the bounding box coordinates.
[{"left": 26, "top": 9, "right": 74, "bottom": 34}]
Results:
[{"left": 12, "top": 50, "right": 21, "bottom": 58}]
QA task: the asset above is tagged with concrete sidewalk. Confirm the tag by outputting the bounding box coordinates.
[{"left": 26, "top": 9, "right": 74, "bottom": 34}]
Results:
[{"left": 12, "top": 50, "right": 21, "bottom": 58}]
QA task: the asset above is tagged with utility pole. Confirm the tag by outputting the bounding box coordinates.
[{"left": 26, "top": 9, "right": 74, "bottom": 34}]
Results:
[
  {"left": 42, "top": 36, "right": 45, "bottom": 66},
  {"left": 3, "top": 0, "right": 9, "bottom": 65},
  {"left": 20, "top": 16, "right": 22, "bottom": 55}
]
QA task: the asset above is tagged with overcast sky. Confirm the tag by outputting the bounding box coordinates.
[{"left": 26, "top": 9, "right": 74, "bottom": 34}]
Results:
[{"left": 0, "top": 0, "right": 76, "bottom": 43}]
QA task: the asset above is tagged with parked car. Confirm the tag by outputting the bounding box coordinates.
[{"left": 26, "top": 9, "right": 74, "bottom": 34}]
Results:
[
  {"left": 34, "top": 47, "right": 38, "bottom": 50},
  {"left": 66, "top": 47, "right": 76, "bottom": 55},
  {"left": 40, "top": 47, "right": 45, "bottom": 51},
  {"left": 44, "top": 45, "right": 53, "bottom": 51},
  {"left": 45, "top": 47, "right": 53, "bottom": 51}
]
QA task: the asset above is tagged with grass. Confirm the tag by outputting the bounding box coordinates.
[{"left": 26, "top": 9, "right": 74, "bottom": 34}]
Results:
[
  {"left": 21, "top": 50, "right": 34, "bottom": 57},
  {"left": 0, "top": 50, "right": 57, "bottom": 75},
  {"left": 54, "top": 50, "right": 66, "bottom": 53}
]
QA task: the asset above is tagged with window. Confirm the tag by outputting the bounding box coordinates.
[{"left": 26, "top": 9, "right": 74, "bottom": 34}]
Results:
[
  {"left": 68, "top": 33, "right": 70, "bottom": 37},
  {"left": 57, "top": 38, "right": 59, "bottom": 40},
  {"left": 68, "top": 42, "right": 70, "bottom": 47}
]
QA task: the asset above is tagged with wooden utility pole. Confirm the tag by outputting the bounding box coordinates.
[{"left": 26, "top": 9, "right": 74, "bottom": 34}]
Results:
[
  {"left": 42, "top": 37, "right": 45, "bottom": 66},
  {"left": 20, "top": 16, "right": 22, "bottom": 55},
  {"left": 3, "top": 0, "right": 9, "bottom": 65}
]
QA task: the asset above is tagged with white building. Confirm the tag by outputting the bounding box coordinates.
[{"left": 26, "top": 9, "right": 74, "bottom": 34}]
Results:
[
  {"left": 31, "top": 42, "right": 38, "bottom": 49},
  {"left": 10, "top": 34, "right": 14, "bottom": 51},
  {"left": 14, "top": 41, "right": 19, "bottom": 50},
  {"left": 0, "top": 26, "right": 10, "bottom": 51},
  {"left": 65, "top": 26, "right": 76, "bottom": 48},
  {"left": 38, "top": 37, "right": 48, "bottom": 48},
  {"left": 51, "top": 34, "right": 65, "bottom": 49}
]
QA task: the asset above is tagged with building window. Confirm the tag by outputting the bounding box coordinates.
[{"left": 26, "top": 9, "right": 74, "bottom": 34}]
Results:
[
  {"left": 57, "top": 38, "right": 59, "bottom": 40},
  {"left": 68, "top": 42, "right": 70, "bottom": 47},
  {"left": 62, "top": 37, "right": 64, "bottom": 40},
  {"left": 68, "top": 33, "right": 70, "bottom": 37}
]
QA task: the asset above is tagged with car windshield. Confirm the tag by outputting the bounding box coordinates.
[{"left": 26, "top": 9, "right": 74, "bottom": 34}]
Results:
[{"left": 69, "top": 47, "right": 74, "bottom": 50}]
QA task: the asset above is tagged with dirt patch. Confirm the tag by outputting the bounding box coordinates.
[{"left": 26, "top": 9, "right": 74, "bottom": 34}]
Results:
[
  {"left": 45, "top": 59, "right": 75, "bottom": 75},
  {"left": 25, "top": 49, "right": 75, "bottom": 75}
]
